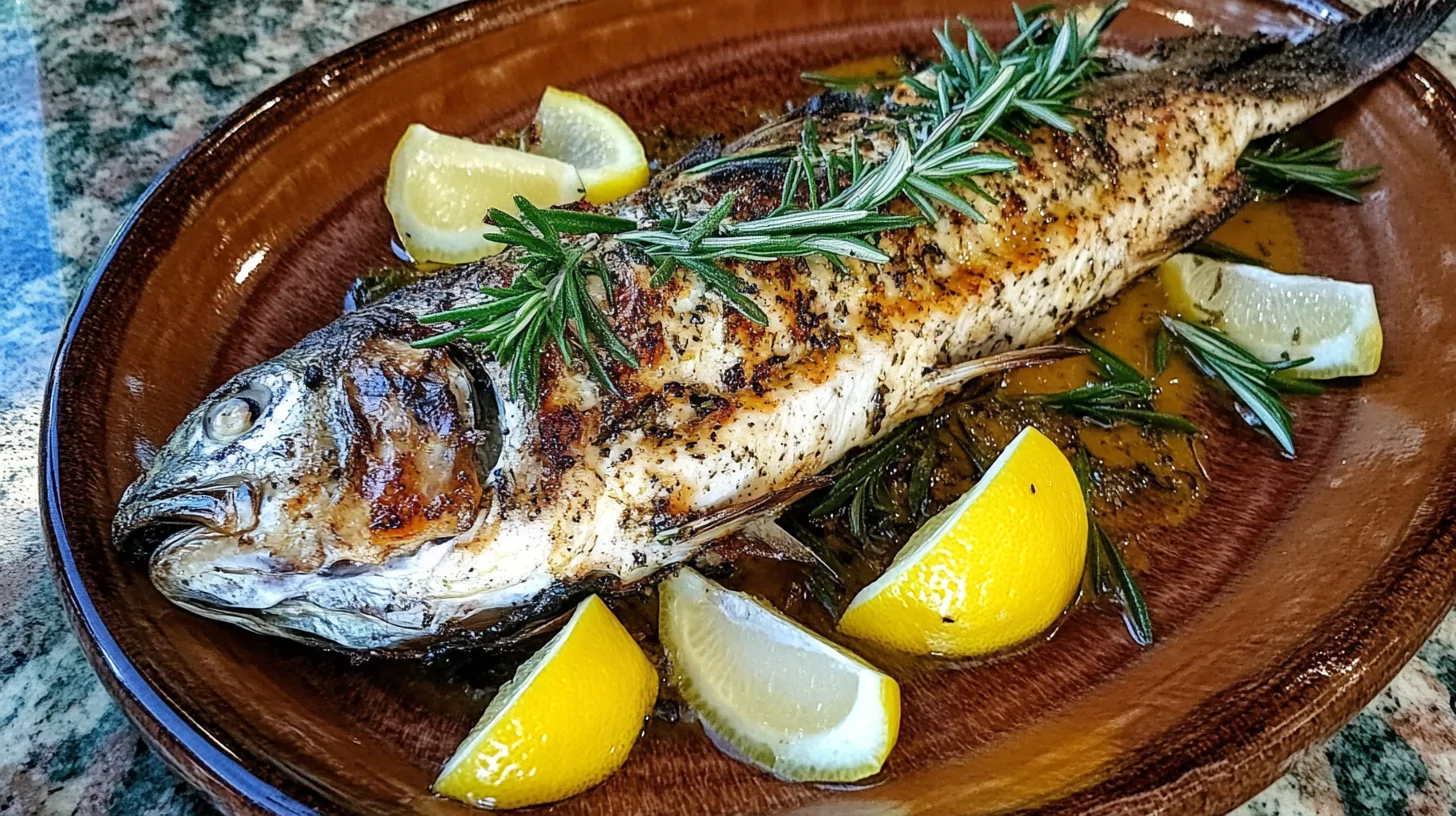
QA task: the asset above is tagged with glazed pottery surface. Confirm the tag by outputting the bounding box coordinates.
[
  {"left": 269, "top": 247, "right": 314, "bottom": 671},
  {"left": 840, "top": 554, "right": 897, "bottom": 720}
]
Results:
[{"left": 42, "top": 0, "right": 1456, "bottom": 812}]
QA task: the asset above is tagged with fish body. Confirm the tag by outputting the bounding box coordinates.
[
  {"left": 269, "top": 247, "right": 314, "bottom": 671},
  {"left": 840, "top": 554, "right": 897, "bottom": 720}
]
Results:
[{"left": 115, "top": 0, "right": 1455, "bottom": 652}]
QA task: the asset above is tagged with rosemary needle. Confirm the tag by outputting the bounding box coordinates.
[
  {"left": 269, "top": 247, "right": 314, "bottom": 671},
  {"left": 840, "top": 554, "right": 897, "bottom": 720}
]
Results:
[
  {"left": 1186, "top": 239, "right": 1268, "bottom": 267},
  {"left": 1238, "top": 138, "right": 1381, "bottom": 203},
  {"left": 1160, "top": 316, "right": 1322, "bottom": 456},
  {"left": 1037, "top": 332, "right": 1198, "bottom": 434},
  {"left": 1073, "top": 448, "right": 1153, "bottom": 646},
  {"left": 799, "top": 70, "right": 901, "bottom": 92}
]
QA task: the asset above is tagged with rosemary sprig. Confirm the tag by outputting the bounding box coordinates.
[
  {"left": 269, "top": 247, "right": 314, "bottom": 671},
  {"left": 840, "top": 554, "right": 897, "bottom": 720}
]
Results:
[
  {"left": 619, "top": 191, "right": 920, "bottom": 301},
  {"left": 1160, "top": 316, "right": 1322, "bottom": 456},
  {"left": 777, "top": 117, "right": 1020, "bottom": 225},
  {"left": 693, "top": 3, "right": 1125, "bottom": 222},
  {"left": 413, "top": 197, "right": 639, "bottom": 406},
  {"left": 1073, "top": 448, "right": 1153, "bottom": 646},
  {"left": 808, "top": 419, "right": 926, "bottom": 539},
  {"left": 1037, "top": 332, "right": 1198, "bottom": 433},
  {"left": 1237, "top": 138, "right": 1381, "bottom": 203},
  {"left": 904, "top": 2, "right": 1126, "bottom": 139},
  {"left": 781, "top": 3, "right": 1126, "bottom": 223}
]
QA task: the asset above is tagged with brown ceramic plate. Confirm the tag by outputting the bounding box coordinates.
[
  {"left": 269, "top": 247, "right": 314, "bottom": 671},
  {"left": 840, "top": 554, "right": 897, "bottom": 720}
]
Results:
[{"left": 41, "top": 0, "right": 1456, "bottom": 812}]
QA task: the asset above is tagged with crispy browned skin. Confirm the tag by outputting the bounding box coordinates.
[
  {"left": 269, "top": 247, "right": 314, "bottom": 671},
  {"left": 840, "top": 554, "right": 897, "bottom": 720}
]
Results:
[{"left": 341, "top": 339, "right": 482, "bottom": 552}]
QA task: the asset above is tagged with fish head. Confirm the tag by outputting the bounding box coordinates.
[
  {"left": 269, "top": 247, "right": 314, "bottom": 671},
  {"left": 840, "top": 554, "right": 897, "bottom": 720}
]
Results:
[
  {"left": 114, "top": 318, "right": 501, "bottom": 650},
  {"left": 114, "top": 356, "right": 326, "bottom": 556}
]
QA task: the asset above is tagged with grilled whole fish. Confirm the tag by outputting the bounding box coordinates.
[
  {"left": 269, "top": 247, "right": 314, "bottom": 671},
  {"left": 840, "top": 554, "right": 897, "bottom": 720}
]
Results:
[{"left": 115, "top": 0, "right": 1454, "bottom": 653}]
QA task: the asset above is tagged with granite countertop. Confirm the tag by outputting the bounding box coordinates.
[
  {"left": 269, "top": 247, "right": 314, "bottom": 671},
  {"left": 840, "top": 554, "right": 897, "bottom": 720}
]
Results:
[{"left": 4, "top": 0, "right": 1456, "bottom": 813}]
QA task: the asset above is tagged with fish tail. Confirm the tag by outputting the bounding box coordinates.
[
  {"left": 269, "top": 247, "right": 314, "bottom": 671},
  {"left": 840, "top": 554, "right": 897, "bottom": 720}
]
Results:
[
  {"left": 1228, "top": 0, "right": 1456, "bottom": 134},
  {"left": 1291, "top": 0, "right": 1455, "bottom": 84}
]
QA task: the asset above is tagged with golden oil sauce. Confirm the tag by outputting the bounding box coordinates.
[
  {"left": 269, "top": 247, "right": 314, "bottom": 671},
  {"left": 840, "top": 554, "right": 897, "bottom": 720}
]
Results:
[{"left": 807, "top": 54, "right": 905, "bottom": 80}]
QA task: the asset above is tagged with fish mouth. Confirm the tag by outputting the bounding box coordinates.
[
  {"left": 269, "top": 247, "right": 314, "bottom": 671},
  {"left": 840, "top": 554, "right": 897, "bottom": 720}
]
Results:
[{"left": 113, "top": 481, "right": 260, "bottom": 554}]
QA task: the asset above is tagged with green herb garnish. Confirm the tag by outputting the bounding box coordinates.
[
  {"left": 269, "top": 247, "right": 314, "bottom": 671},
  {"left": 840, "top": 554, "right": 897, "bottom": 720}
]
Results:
[
  {"left": 1074, "top": 448, "right": 1153, "bottom": 646},
  {"left": 1152, "top": 328, "right": 1171, "bottom": 375},
  {"left": 620, "top": 191, "right": 920, "bottom": 297},
  {"left": 808, "top": 419, "right": 928, "bottom": 539},
  {"left": 905, "top": 2, "right": 1124, "bottom": 141},
  {"left": 1237, "top": 138, "right": 1381, "bottom": 203},
  {"left": 1037, "top": 332, "right": 1198, "bottom": 433},
  {"left": 1160, "top": 316, "right": 1323, "bottom": 456},
  {"left": 1186, "top": 239, "right": 1267, "bottom": 266},
  {"left": 780, "top": 2, "right": 1127, "bottom": 222},
  {"left": 684, "top": 145, "right": 795, "bottom": 176},
  {"left": 413, "top": 197, "right": 639, "bottom": 405}
]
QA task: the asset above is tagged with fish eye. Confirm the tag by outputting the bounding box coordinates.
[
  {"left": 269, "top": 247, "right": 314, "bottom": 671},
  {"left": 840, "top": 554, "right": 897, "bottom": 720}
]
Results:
[{"left": 206, "top": 384, "right": 270, "bottom": 442}]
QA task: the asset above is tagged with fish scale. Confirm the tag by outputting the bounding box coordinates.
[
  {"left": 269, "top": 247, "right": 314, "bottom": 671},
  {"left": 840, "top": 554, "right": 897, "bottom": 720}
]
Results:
[{"left": 113, "top": 0, "right": 1456, "bottom": 653}]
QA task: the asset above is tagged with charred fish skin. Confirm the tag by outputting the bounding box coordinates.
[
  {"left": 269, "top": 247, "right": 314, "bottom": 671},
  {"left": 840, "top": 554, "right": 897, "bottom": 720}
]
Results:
[{"left": 116, "top": 0, "right": 1456, "bottom": 653}]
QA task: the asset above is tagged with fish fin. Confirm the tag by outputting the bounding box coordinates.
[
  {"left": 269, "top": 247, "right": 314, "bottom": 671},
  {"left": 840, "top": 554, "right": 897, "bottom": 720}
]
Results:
[
  {"left": 669, "top": 135, "right": 725, "bottom": 173},
  {"left": 1092, "top": 0, "right": 1456, "bottom": 137},
  {"left": 1277, "top": 0, "right": 1456, "bottom": 85},
  {"left": 1211, "top": 0, "right": 1456, "bottom": 135},
  {"left": 1137, "top": 172, "right": 1255, "bottom": 268},
  {"left": 690, "top": 518, "right": 830, "bottom": 568},
  {"left": 658, "top": 346, "right": 1076, "bottom": 556},
  {"left": 926, "top": 344, "right": 1086, "bottom": 392},
  {"left": 737, "top": 519, "right": 829, "bottom": 566},
  {"left": 656, "top": 476, "right": 831, "bottom": 549}
]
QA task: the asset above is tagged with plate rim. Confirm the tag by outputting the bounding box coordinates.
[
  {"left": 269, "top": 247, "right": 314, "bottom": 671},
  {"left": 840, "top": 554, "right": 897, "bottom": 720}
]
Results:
[{"left": 38, "top": 0, "right": 1456, "bottom": 813}]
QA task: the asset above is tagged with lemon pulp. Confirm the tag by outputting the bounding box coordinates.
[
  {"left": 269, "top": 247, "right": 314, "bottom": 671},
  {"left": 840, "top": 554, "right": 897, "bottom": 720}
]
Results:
[
  {"left": 533, "top": 87, "right": 649, "bottom": 204},
  {"left": 658, "top": 568, "right": 900, "bottom": 783},
  {"left": 1158, "top": 252, "right": 1382, "bottom": 379},
  {"left": 838, "top": 425, "right": 1087, "bottom": 657},
  {"left": 432, "top": 595, "right": 657, "bottom": 809},
  {"left": 385, "top": 123, "right": 584, "bottom": 265}
]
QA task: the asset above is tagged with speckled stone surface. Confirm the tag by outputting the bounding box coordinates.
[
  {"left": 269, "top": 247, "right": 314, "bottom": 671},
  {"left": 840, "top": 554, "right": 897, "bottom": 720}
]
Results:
[{"left": 3, "top": 0, "right": 1456, "bottom": 813}]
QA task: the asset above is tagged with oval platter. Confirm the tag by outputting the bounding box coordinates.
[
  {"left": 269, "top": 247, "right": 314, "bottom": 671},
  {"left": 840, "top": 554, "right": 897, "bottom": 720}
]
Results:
[{"left": 40, "top": 0, "right": 1456, "bottom": 812}]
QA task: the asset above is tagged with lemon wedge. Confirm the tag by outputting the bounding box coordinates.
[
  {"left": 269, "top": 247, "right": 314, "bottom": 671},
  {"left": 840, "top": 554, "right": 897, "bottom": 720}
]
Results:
[
  {"left": 433, "top": 595, "right": 657, "bottom": 810},
  {"left": 1158, "top": 252, "right": 1382, "bottom": 379},
  {"left": 533, "top": 87, "right": 649, "bottom": 205},
  {"left": 658, "top": 567, "right": 899, "bottom": 783},
  {"left": 838, "top": 426, "right": 1086, "bottom": 658},
  {"left": 385, "top": 123, "right": 585, "bottom": 265}
]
